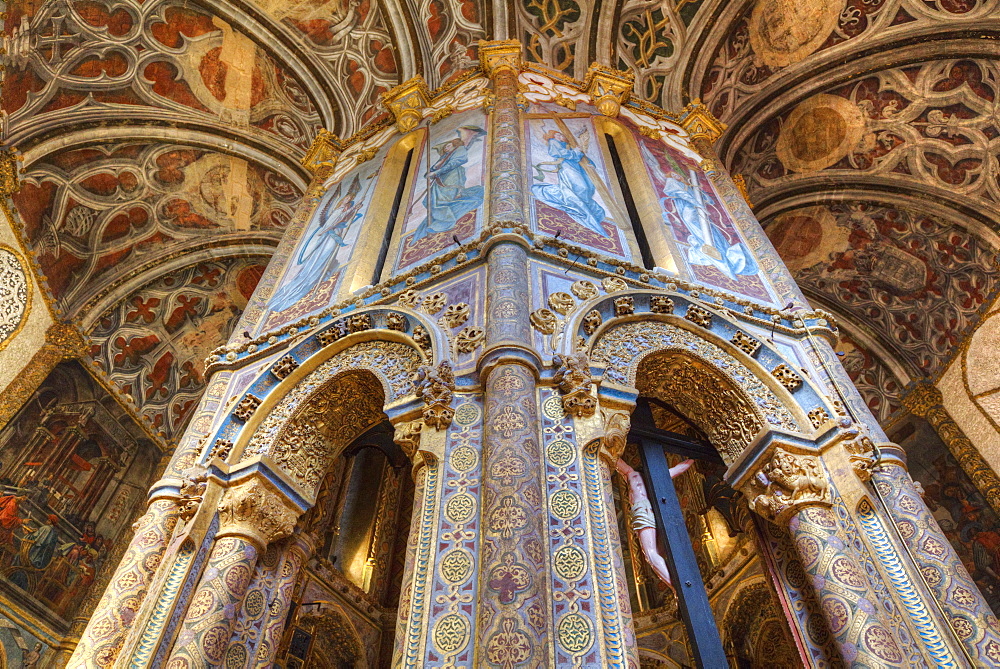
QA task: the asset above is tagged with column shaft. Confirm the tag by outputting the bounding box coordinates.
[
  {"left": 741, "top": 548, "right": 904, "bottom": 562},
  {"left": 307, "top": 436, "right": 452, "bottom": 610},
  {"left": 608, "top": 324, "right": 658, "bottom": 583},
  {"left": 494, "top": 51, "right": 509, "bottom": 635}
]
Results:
[
  {"left": 67, "top": 499, "right": 179, "bottom": 669},
  {"left": 874, "top": 460, "right": 1000, "bottom": 661}
]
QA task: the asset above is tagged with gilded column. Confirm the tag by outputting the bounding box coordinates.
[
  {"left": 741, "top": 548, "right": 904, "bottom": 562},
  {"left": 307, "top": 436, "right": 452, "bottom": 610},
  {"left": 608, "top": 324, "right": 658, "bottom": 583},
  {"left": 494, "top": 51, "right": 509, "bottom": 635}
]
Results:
[
  {"left": 67, "top": 498, "right": 179, "bottom": 668},
  {"left": 746, "top": 448, "right": 908, "bottom": 667},
  {"left": 872, "top": 446, "right": 1000, "bottom": 662},
  {"left": 904, "top": 383, "right": 1000, "bottom": 515},
  {"left": 474, "top": 40, "right": 553, "bottom": 666},
  {"left": 164, "top": 478, "right": 300, "bottom": 668}
]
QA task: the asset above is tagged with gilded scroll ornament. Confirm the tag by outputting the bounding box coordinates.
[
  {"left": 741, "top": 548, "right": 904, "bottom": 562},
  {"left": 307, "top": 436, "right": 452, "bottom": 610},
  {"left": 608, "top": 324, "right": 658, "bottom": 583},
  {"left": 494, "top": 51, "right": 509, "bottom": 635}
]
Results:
[
  {"left": 748, "top": 449, "right": 830, "bottom": 523},
  {"left": 570, "top": 280, "right": 599, "bottom": 300},
  {"left": 0, "top": 149, "right": 21, "bottom": 195},
  {"left": 548, "top": 292, "right": 576, "bottom": 315},
  {"left": 602, "top": 276, "right": 628, "bottom": 293},
  {"left": 422, "top": 292, "right": 447, "bottom": 314},
  {"left": 218, "top": 478, "right": 301, "bottom": 549},
  {"left": 650, "top": 296, "right": 674, "bottom": 314},
  {"left": 455, "top": 326, "right": 484, "bottom": 353},
  {"left": 530, "top": 308, "right": 558, "bottom": 334},
  {"left": 441, "top": 303, "right": 470, "bottom": 328},
  {"left": 552, "top": 353, "right": 596, "bottom": 418},
  {"left": 397, "top": 289, "right": 422, "bottom": 308},
  {"left": 414, "top": 361, "right": 456, "bottom": 430},
  {"left": 386, "top": 312, "right": 407, "bottom": 331}
]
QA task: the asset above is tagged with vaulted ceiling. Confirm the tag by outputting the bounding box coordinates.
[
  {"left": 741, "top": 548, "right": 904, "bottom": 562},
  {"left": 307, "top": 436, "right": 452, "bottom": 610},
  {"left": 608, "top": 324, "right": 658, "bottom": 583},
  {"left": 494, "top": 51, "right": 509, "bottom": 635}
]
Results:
[{"left": 3, "top": 0, "right": 998, "bottom": 441}]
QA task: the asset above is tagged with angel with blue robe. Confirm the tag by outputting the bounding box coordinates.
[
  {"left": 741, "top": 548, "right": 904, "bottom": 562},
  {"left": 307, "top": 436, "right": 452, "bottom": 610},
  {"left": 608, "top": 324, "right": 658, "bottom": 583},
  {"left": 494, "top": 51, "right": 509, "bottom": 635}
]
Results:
[
  {"left": 641, "top": 142, "right": 758, "bottom": 280},
  {"left": 269, "top": 175, "right": 370, "bottom": 312},
  {"left": 532, "top": 129, "right": 607, "bottom": 235},
  {"left": 412, "top": 125, "right": 486, "bottom": 241}
]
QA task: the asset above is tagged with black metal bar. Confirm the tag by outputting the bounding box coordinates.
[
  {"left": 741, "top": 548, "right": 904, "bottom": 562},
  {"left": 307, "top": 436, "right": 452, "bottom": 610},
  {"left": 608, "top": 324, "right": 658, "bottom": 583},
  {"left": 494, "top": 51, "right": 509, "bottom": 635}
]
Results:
[{"left": 637, "top": 438, "right": 728, "bottom": 668}]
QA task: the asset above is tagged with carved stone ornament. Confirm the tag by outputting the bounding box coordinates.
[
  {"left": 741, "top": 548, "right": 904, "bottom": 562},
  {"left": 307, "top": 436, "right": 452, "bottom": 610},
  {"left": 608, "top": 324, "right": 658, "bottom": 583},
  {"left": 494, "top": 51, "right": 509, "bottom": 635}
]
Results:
[
  {"left": 614, "top": 296, "right": 634, "bottom": 317},
  {"left": 584, "top": 63, "right": 634, "bottom": 117},
  {"left": 771, "top": 364, "right": 803, "bottom": 391},
  {"left": 210, "top": 439, "right": 233, "bottom": 462},
  {"left": 411, "top": 325, "right": 432, "bottom": 352},
  {"left": 440, "top": 303, "right": 470, "bottom": 328},
  {"left": 730, "top": 330, "right": 761, "bottom": 356},
  {"left": 386, "top": 312, "right": 407, "bottom": 332},
  {"left": 380, "top": 75, "right": 430, "bottom": 133},
  {"left": 413, "top": 361, "right": 456, "bottom": 430},
  {"left": 218, "top": 478, "right": 302, "bottom": 549},
  {"left": 571, "top": 280, "right": 599, "bottom": 300},
  {"left": 602, "top": 276, "right": 628, "bottom": 293},
  {"left": 177, "top": 469, "right": 208, "bottom": 523},
  {"left": 422, "top": 293, "right": 447, "bottom": 315},
  {"left": 582, "top": 310, "right": 603, "bottom": 336},
  {"left": 317, "top": 321, "right": 348, "bottom": 347},
  {"left": 455, "top": 326, "right": 484, "bottom": 353},
  {"left": 684, "top": 304, "right": 712, "bottom": 328},
  {"left": 233, "top": 394, "right": 262, "bottom": 422},
  {"left": 393, "top": 420, "right": 423, "bottom": 461},
  {"left": 845, "top": 435, "right": 876, "bottom": 483},
  {"left": 650, "top": 296, "right": 674, "bottom": 314},
  {"left": 552, "top": 352, "right": 596, "bottom": 418},
  {"left": 548, "top": 292, "right": 576, "bottom": 315},
  {"left": 478, "top": 39, "right": 522, "bottom": 75},
  {"left": 347, "top": 313, "right": 372, "bottom": 333},
  {"left": 601, "top": 409, "right": 631, "bottom": 462},
  {"left": 748, "top": 448, "right": 831, "bottom": 524},
  {"left": 271, "top": 355, "right": 300, "bottom": 380},
  {"left": 397, "top": 289, "right": 422, "bottom": 309},
  {"left": 300, "top": 129, "right": 341, "bottom": 175},
  {"left": 530, "top": 308, "right": 558, "bottom": 335}
]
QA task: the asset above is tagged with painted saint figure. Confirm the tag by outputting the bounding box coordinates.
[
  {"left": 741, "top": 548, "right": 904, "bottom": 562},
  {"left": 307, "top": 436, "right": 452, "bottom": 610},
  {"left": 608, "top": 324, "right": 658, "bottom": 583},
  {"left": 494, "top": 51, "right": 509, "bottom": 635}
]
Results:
[
  {"left": 412, "top": 125, "right": 486, "bottom": 241},
  {"left": 532, "top": 129, "right": 607, "bottom": 235},
  {"left": 641, "top": 142, "right": 758, "bottom": 280},
  {"left": 268, "top": 174, "right": 374, "bottom": 313},
  {"left": 616, "top": 457, "right": 694, "bottom": 588}
]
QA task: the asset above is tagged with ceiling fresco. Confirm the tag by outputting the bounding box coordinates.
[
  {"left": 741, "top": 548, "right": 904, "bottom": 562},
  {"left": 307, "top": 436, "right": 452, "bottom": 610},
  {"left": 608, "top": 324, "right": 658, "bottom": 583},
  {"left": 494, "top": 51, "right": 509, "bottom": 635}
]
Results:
[{"left": 1, "top": 0, "right": 998, "bottom": 440}]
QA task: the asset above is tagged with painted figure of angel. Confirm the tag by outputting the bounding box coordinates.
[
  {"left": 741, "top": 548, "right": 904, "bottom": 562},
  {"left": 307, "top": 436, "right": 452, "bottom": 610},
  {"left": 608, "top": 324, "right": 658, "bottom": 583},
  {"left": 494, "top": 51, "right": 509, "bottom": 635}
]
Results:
[
  {"left": 616, "top": 456, "right": 694, "bottom": 588},
  {"left": 412, "top": 125, "right": 486, "bottom": 241},
  {"left": 532, "top": 128, "right": 608, "bottom": 235},
  {"left": 269, "top": 174, "right": 373, "bottom": 312},
  {"left": 641, "top": 142, "right": 758, "bottom": 280}
]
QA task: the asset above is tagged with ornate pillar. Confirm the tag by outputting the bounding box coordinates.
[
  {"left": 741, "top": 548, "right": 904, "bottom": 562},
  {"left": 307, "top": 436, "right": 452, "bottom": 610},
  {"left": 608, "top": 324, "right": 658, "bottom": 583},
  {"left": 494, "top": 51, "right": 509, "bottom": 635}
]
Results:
[
  {"left": 67, "top": 499, "right": 180, "bottom": 668},
  {"left": 872, "top": 445, "right": 1000, "bottom": 662},
  {"left": 745, "top": 447, "right": 908, "bottom": 667},
  {"left": 164, "top": 478, "right": 300, "bottom": 668},
  {"left": 904, "top": 383, "right": 1000, "bottom": 515}
]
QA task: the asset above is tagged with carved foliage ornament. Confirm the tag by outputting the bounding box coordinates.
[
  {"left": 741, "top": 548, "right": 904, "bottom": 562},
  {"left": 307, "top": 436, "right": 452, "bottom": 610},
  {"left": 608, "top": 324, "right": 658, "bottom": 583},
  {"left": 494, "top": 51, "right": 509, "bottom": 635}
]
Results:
[
  {"left": 414, "top": 361, "right": 456, "bottom": 430},
  {"left": 218, "top": 478, "right": 301, "bottom": 548},
  {"left": 748, "top": 448, "right": 830, "bottom": 523}
]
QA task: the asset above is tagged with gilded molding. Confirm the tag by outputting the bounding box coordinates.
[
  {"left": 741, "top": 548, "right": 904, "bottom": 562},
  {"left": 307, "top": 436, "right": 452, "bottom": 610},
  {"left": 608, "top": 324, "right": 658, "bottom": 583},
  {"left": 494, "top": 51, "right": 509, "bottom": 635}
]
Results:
[
  {"left": 583, "top": 63, "right": 634, "bottom": 118},
  {"left": 381, "top": 76, "right": 431, "bottom": 134},
  {"left": 478, "top": 39, "right": 522, "bottom": 76},
  {"left": 0, "top": 149, "right": 21, "bottom": 196},
  {"left": 677, "top": 98, "right": 727, "bottom": 146},
  {"left": 300, "top": 129, "right": 341, "bottom": 175}
]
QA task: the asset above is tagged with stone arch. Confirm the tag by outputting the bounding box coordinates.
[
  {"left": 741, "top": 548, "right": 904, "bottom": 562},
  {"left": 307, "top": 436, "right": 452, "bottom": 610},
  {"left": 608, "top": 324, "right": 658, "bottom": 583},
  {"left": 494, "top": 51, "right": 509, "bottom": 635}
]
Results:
[
  {"left": 720, "top": 578, "right": 800, "bottom": 668},
  {"left": 296, "top": 607, "right": 368, "bottom": 668}
]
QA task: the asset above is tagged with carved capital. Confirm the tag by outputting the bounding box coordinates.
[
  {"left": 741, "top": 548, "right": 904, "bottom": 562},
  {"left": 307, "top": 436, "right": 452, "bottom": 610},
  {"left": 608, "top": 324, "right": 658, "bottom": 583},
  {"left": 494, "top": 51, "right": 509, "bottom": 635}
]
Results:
[
  {"left": 844, "top": 435, "right": 876, "bottom": 483},
  {"left": 413, "top": 360, "right": 456, "bottom": 430},
  {"left": 301, "top": 129, "right": 341, "bottom": 175},
  {"left": 678, "top": 99, "right": 727, "bottom": 148},
  {"left": 552, "top": 352, "right": 596, "bottom": 418},
  {"left": 218, "top": 478, "right": 301, "bottom": 550},
  {"left": 393, "top": 419, "right": 423, "bottom": 461},
  {"left": 584, "top": 63, "right": 633, "bottom": 117},
  {"left": 478, "top": 39, "right": 522, "bottom": 76},
  {"left": 381, "top": 76, "right": 430, "bottom": 134},
  {"left": 746, "top": 448, "right": 831, "bottom": 524},
  {"left": 0, "top": 149, "right": 21, "bottom": 196},
  {"left": 902, "top": 383, "right": 943, "bottom": 418},
  {"left": 176, "top": 468, "right": 208, "bottom": 524}
]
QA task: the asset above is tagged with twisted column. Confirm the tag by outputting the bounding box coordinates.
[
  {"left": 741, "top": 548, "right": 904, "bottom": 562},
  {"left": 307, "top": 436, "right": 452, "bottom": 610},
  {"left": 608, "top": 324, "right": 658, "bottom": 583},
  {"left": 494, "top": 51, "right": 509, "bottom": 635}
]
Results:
[
  {"left": 905, "top": 383, "right": 1000, "bottom": 515},
  {"left": 67, "top": 499, "right": 179, "bottom": 668},
  {"left": 873, "top": 449, "right": 1000, "bottom": 663},
  {"left": 746, "top": 448, "right": 907, "bottom": 666},
  {"left": 164, "top": 478, "right": 300, "bottom": 668}
]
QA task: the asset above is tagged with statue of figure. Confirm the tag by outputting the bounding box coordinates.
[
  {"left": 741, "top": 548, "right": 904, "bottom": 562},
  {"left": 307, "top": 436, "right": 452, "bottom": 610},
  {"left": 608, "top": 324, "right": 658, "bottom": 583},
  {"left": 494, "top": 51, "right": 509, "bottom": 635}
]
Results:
[{"left": 616, "top": 457, "right": 694, "bottom": 588}]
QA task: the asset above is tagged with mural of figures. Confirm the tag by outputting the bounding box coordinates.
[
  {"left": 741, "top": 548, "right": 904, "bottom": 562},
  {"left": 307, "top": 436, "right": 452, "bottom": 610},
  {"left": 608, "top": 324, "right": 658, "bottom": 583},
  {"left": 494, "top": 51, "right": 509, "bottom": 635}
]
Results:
[
  {"left": 526, "top": 115, "right": 628, "bottom": 258},
  {"left": 0, "top": 361, "right": 159, "bottom": 624},
  {"left": 638, "top": 135, "right": 770, "bottom": 301},
  {"left": 896, "top": 417, "right": 1000, "bottom": 615},
  {"left": 266, "top": 165, "right": 380, "bottom": 327},
  {"left": 396, "top": 111, "right": 488, "bottom": 270},
  {"left": 0, "top": 618, "right": 50, "bottom": 669}
]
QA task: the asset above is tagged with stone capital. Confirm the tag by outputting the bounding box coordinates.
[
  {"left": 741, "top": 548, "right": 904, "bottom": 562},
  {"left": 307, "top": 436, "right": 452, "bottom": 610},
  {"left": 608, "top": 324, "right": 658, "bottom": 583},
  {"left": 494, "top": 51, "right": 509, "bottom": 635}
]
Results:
[
  {"left": 584, "top": 63, "right": 633, "bottom": 117},
  {"left": 744, "top": 447, "right": 831, "bottom": 524},
  {"left": 217, "top": 477, "right": 302, "bottom": 550},
  {"left": 381, "top": 76, "right": 431, "bottom": 134},
  {"left": 478, "top": 39, "right": 522, "bottom": 76},
  {"left": 678, "top": 99, "right": 727, "bottom": 146},
  {"left": 301, "top": 129, "right": 341, "bottom": 176}
]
